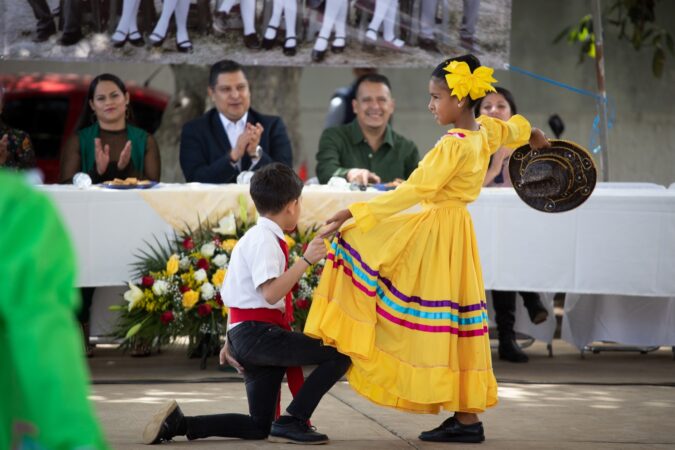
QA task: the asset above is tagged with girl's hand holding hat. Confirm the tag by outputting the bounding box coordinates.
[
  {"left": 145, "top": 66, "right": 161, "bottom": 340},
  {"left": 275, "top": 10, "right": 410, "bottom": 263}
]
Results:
[{"left": 529, "top": 128, "right": 551, "bottom": 150}]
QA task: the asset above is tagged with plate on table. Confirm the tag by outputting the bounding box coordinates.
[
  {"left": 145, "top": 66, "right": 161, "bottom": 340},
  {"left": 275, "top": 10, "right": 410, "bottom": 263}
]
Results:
[{"left": 100, "top": 180, "right": 159, "bottom": 190}]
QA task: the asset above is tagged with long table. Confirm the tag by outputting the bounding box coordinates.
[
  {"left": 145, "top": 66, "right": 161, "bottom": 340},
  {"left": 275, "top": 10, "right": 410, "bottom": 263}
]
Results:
[{"left": 42, "top": 183, "right": 675, "bottom": 348}]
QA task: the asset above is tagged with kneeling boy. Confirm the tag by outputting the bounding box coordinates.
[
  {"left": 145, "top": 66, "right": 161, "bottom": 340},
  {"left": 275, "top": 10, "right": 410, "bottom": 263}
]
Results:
[{"left": 142, "top": 163, "right": 350, "bottom": 445}]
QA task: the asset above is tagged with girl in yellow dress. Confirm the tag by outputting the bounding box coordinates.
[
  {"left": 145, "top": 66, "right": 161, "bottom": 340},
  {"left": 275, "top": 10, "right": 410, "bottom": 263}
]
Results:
[{"left": 306, "top": 54, "right": 551, "bottom": 443}]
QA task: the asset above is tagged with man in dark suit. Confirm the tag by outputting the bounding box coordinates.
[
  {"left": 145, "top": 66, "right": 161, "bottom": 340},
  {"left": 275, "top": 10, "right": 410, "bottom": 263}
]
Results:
[{"left": 179, "top": 60, "right": 293, "bottom": 183}]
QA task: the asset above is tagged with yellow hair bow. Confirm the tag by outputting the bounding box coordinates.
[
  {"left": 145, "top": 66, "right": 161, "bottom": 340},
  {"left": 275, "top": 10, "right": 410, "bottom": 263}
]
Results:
[{"left": 443, "top": 61, "right": 497, "bottom": 101}]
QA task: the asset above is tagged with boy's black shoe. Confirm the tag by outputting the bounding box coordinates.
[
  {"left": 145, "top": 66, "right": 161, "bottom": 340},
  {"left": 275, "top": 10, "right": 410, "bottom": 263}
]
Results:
[
  {"left": 142, "top": 400, "right": 186, "bottom": 444},
  {"left": 33, "top": 23, "right": 57, "bottom": 43},
  {"left": 419, "top": 417, "right": 485, "bottom": 443},
  {"left": 268, "top": 416, "right": 328, "bottom": 445},
  {"left": 59, "top": 30, "right": 83, "bottom": 46}
]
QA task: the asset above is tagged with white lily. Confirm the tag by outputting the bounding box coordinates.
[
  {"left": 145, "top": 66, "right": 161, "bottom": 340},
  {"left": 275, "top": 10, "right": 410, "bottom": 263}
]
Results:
[
  {"left": 201, "top": 282, "right": 215, "bottom": 300},
  {"left": 152, "top": 280, "right": 169, "bottom": 296},
  {"left": 194, "top": 268, "right": 207, "bottom": 282},
  {"left": 213, "top": 254, "right": 229, "bottom": 267},
  {"left": 213, "top": 212, "right": 236, "bottom": 235},
  {"left": 123, "top": 283, "right": 144, "bottom": 311},
  {"left": 201, "top": 242, "right": 216, "bottom": 258}
]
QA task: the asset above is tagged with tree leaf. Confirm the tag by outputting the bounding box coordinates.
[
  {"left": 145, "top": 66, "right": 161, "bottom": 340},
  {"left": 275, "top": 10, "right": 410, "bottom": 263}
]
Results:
[{"left": 553, "top": 26, "right": 571, "bottom": 43}]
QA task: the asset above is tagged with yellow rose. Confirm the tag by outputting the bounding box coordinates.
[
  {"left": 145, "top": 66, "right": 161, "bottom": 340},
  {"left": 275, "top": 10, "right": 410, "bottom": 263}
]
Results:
[
  {"left": 212, "top": 268, "right": 226, "bottom": 288},
  {"left": 166, "top": 254, "right": 180, "bottom": 276},
  {"left": 221, "top": 239, "right": 238, "bottom": 252},
  {"left": 284, "top": 235, "right": 296, "bottom": 248},
  {"left": 182, "top": 290, "right": 200, "bottom": 309}
]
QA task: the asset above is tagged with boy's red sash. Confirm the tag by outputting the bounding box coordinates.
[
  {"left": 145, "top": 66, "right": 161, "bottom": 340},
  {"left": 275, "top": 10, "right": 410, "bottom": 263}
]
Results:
[{"left": 226, "top": 237, "right": 304, "bottom": 419}]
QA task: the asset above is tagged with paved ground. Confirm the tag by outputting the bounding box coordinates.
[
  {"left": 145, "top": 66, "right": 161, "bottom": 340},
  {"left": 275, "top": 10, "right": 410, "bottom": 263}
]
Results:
[{"left": 88, "top": 341, "right": 675, "bottom": 449}]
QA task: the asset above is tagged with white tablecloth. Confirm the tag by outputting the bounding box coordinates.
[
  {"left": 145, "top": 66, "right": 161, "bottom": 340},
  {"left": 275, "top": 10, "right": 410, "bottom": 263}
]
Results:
[{"left": 42, "top": 183, "right": 675, "bottom": 347}]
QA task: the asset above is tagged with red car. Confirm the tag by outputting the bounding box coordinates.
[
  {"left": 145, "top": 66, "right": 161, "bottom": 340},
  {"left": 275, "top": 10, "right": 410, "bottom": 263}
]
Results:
[{"left": 0, "top": 73, "right": 169, "bottom": 184}]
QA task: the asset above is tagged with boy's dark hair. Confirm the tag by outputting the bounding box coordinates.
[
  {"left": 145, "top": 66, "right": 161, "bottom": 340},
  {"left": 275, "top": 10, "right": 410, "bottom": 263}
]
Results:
[
  {"left": 431, "top": 54, "right": 483, "bottom": 108},
  {"left": 474, "top": 86, "right": 518, "bottom": 118},
  {"left": 250, "top": 163, "right": 303, "bottom": 215},
  {"left": 209, "top": 60, "right": 246, "bottom": 88},
  {"left": 353, "top": 73, "right": 392, "bottom": 99}
]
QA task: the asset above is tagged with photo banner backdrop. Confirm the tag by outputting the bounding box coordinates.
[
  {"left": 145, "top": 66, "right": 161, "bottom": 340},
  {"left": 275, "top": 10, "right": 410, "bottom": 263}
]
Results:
[{"left": 2, "top": 0, "right": 511, "bottom": 68}]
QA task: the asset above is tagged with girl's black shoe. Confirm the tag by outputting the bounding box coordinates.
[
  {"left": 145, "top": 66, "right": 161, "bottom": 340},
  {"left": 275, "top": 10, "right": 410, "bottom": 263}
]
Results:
[
  {"left": 176, "top": 39, "right": 193, "bottom": 53},
  {"left": 128, "top": 30, "right": 145, "bottom": 47},
  {"left": 283, "top": 37, "right": 297, "bottom": 56},
  {"left": 312, "top": 36, "right": 328, "bottom": 62},
  {"left": 419, "top": 417, "right": 485, "bottom": 443},
  {"left": 331, "top": 36, "right": 346, "bottom": 53},
  {"left": 262, "top": 25, "right": 278, "bottom": 49},
  {"left": 111, "top": 29, "right": 127, "bottom": 48},
  {"left": 150, "top": 32, "right": 166, "bottom": 48}
]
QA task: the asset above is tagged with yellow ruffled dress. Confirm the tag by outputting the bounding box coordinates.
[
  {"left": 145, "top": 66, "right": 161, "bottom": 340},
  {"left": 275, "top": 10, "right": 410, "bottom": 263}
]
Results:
[{"left": 305, "top": 115, "right": 532, "bottom": 414}]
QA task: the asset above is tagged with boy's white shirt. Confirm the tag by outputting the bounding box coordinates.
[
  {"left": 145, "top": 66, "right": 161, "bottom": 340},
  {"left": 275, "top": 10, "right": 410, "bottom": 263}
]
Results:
[{"left": 221, "top": 216, "right": 287, "bottom": 329}]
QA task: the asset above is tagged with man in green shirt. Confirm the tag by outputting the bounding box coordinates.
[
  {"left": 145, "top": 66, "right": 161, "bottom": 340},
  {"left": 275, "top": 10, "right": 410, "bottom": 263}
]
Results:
[
  {"left": 316, "top": 74, "right": 420, "bottom": 185},
  {"left": 0, "top": 170, "right": 109, "bottom": 450}
]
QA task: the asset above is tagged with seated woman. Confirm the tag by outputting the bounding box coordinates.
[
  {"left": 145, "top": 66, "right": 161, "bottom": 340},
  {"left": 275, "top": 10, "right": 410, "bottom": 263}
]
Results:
[
  {"left": 0, "top": 84, "right": 37, "bottom": 171},
  {"left": 59, "top": 74, "right": 161, "bottom": 357},
  {"left": 59, "top": 73, "right": 161, "bottom": 184},
  {"left": 476, "top": 86, "right": 548, "bottom": 363}
]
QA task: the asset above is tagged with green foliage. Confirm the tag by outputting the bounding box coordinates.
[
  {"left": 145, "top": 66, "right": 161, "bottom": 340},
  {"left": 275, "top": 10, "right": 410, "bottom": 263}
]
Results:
[
  {"left": 554, "top": 0, "right": 674, "bottom": 77},
  {"left": 110, "top": 195, "right": 324, "bottom": 359}
]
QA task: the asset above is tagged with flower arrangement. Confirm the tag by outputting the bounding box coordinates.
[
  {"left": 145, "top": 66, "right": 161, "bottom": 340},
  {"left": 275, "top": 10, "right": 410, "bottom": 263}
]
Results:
[{"left": 111, "top": 196, "right": 324, "bottom": 365}]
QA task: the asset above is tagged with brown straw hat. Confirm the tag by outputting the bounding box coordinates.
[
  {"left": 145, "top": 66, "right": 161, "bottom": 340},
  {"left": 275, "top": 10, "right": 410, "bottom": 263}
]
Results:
[{"left": 508, "top": 140, "right": 597, "bottom": 213}]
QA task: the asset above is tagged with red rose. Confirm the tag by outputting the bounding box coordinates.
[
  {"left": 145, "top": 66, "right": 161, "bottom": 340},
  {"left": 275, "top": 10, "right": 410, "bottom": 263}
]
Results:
[
  {"left": 215, "top": 292, "right": 223, "bottom": 306},
  {"left": 296, "top": 298, "right": 310, "bottom": 310},
  {"left": 212, "top": 237, "right": 222, "bottom": 247},
  {"left": 183, "top": 237, "right": 194, "bottom": 250},
  {"left": 179, "top": 285, "right": 190, "bottom": 293},
  {"left": 197, "top": 303, "right": 212, "bottom": 317},
  {"left": 196, "top": 258, "right": 209, "bottom": 271},
  {"left": 160, "top": 310, "right": 174, "bottom": 325},
  {"left": 292, "top": 283, "right": 300, "bottom": 293},
  {"left": 141, "top": 275, "right": 155, "bottom": 288}
]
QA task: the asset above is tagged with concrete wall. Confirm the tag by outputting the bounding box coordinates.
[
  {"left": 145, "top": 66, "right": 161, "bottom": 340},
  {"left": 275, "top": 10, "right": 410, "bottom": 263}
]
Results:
[{"left": 2, "top": 0, "right": 674, "bottom": 185}]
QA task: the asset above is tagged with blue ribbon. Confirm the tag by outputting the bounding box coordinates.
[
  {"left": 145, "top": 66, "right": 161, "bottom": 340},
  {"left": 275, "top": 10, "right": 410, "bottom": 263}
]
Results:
[{"left": 505, "top": 64, "right": 615, "bottom": 154}]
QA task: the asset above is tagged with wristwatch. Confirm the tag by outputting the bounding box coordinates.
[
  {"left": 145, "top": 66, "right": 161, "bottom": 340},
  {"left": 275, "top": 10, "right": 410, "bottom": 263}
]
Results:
[{"left": 253, "top": 145, "right": 262, "bottom": 159}]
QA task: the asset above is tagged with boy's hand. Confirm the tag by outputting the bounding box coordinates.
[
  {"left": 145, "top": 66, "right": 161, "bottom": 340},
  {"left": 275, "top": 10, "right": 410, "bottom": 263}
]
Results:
[
  {"left": 529, "top": 128, "right": 551, "bottom": 150},
  {"left": 219, "top": 341, "right": 244, "bottom": 374},
  {"left": 320, "top": 209, "right": 352, "bottom": 238},
  {"left": 303, "top": 236, "right": 328, "bottom": 264}
]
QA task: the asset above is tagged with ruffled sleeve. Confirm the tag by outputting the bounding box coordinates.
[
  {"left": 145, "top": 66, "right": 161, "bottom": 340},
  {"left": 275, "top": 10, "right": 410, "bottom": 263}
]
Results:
[
  {"left": 349, "top": 136, "right": 467, "bottom": 233},
  {"left": 478, "top": 114, "right": 531, "bottom": 154}
]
